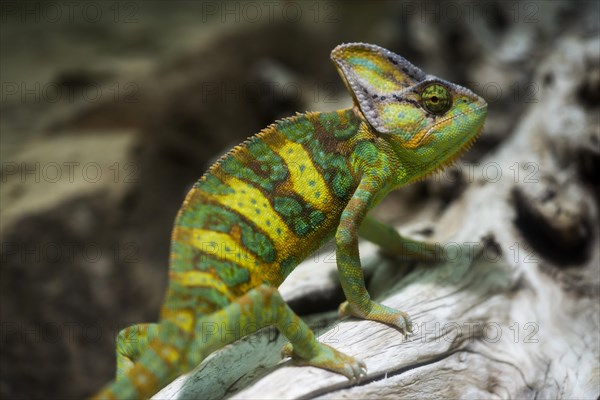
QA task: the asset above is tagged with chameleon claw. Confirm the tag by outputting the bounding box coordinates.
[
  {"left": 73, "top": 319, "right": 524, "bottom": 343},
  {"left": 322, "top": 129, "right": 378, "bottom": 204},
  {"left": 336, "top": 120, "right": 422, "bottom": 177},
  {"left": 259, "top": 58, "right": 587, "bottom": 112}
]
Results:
[
  {"left": 343, "top": 364, "right": 355, "bottom": 380},
  {"left": 352, "top": 359, "right": 368, "bottom": 381},
  {"left": 339, "top": 354, "right": 367, "bottom": 383},
  {"left": 280, "top": 342, "right": 293, "bottom": 359},
  {"left": 360, "top": 365, "right": 368, "bottom": 377},
  {"left": 397, "top": 311, "right": 413, "bottom": 335}
]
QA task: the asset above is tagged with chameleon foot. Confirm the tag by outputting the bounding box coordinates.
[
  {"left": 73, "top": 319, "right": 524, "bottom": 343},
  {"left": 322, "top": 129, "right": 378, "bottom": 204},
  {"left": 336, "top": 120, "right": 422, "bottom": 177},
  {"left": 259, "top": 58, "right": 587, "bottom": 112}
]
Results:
[
  {"left": 282, "top": 342, "right": 367, "bottom": 381},
  {"left": 339, "top": 300, "right": 413, "bottom": 334}
]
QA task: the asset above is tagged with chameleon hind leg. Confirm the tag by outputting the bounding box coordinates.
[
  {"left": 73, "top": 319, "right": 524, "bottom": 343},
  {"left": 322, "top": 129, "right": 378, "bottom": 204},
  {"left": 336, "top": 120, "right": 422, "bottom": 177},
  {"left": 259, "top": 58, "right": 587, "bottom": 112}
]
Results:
[
  {"left": 359, "top": 215, "right": 438, "bottom": 261},
  {"left": 186, "top": 285, "right": 366, "bottom": 380},
  {"left": 114, "top": 323, "right": 160, "bottom": 379},
  {"left": 95, "top": 318, "right": 194, "bottom": 399}
]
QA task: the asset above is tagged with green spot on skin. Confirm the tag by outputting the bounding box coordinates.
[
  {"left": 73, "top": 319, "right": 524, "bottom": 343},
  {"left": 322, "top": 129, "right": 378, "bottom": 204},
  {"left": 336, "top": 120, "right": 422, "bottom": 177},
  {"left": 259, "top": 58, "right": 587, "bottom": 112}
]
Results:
[
  {"left": 273, "top": 196, "right": 303, "bottom": 217},
  {"left": 334, "top": 125, "right": 355, "bottom": 139},
  {"left": 193, "top": 253, "right": 250, "bottom": 287},
  {"left": 188, "top": 287, "right": 230, "bottom": 307},
  {"left": 309, "top": 210, "right": 325, "bottom": 226},
  {"left": 355, "top": 141, "right": 378, "bottom": 164},
  {"left": 309, "top": 180, "right": 315, "bottom": 187},
  {"left": 215, "top": 260, "right": 250, "bottom": 286},
  {"left": 279, "top": 117, "right": 314, "bottom": 143},
  {"left": 286, "top": 207, "right": 325, "bottom": 236},
  {"left": 240, "top": 224, "right": 275, "bottom": 263},
  {"left": 294, "top": 219, "right": 310, "bottom": 236},
  {"left": 244, "top": 137, "right": 288, "bottom": 188},
  {"left": 273, "top": 195, "right": 325, "bottom": 236},
  {"left": 319, "top": 109, "right": 339, "bottom": 128},
  {"left": 318, "top": 110, "right": 357, "bottom": 139},
  {"left": 332, "top": 172, "right": 352, "bottom": 199},
  {"left": 280, "top": 256, "right": 298, "bottom": 278}
]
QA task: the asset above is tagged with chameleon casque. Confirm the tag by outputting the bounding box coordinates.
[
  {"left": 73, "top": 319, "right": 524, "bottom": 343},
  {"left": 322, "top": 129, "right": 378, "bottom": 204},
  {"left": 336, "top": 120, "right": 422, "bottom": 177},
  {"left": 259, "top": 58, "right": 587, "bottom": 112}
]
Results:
[{"left": 94, "top": 43, "right": 487, "bottom": 399}]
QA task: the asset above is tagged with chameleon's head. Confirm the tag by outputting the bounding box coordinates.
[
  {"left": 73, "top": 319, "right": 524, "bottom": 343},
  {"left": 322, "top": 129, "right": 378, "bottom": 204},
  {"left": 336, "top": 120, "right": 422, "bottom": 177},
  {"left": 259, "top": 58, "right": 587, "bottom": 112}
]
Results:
[{"left": 332, "top": 43, "right": 487, "bottom": 184}]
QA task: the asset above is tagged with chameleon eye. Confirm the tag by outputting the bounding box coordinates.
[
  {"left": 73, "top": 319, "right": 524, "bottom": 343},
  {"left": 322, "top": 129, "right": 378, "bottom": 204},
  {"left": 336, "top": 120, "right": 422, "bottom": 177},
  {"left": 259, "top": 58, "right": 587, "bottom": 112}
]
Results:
[{"left": 421, "top": 83, "right": 452, "bottom": 115}]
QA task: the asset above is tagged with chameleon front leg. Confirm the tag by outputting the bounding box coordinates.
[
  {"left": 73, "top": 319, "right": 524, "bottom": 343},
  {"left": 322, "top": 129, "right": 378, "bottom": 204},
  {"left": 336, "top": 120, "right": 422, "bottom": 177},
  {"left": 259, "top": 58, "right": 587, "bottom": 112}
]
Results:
[
  {"left": 359, "top": 215, "right": 438, "bottom": 261},
  {"left": 336, "top": 178, "right": 413, "bottom": 333},
  {"left": 187, "top": 285, "right": 366, "bottom": 380}
]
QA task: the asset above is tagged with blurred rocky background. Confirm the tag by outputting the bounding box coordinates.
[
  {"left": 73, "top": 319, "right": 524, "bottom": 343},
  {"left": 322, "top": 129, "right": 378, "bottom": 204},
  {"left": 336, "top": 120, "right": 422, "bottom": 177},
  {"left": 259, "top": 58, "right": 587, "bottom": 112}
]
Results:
[{"left": 1, "top": 1, "right": 598, "bottom": 398}]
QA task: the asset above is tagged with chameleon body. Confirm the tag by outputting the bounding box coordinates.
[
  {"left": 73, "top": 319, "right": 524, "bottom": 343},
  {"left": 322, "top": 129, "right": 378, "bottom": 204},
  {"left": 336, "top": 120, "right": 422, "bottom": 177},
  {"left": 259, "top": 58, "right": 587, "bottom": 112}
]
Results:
[{"left": 94, "top": 43, "right": 487, "bottom": 399}]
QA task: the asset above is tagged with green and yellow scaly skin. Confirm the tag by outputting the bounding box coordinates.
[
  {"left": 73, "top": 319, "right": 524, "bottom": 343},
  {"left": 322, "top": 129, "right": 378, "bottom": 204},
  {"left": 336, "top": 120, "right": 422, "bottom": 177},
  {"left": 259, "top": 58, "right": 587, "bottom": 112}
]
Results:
[{"left": 93, "top": 43, "right": 487, "bottom": 399}]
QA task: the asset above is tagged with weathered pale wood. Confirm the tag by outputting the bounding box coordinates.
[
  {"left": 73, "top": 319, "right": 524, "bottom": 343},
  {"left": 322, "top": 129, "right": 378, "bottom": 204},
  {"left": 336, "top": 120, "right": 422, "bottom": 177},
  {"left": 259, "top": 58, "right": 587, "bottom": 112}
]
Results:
[{"left": 156, "top": 36, "right": 599, "bottom": 399}]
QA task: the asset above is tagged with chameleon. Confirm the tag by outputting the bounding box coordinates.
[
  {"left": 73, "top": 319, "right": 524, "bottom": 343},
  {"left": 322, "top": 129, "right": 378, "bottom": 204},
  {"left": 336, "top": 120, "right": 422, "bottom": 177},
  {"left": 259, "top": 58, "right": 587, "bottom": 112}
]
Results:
[{"left": 93, "top": 42, "right": 487, "bottom": 399}]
